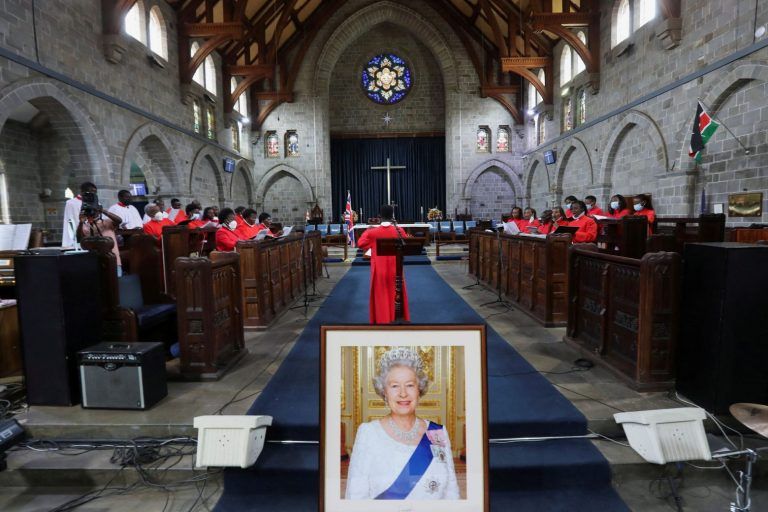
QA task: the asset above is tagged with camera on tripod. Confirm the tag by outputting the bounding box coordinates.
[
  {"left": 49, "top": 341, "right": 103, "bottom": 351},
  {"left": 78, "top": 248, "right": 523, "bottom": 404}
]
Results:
[{"left": 80, "top": 191, "right": 101, "bottom": 217}]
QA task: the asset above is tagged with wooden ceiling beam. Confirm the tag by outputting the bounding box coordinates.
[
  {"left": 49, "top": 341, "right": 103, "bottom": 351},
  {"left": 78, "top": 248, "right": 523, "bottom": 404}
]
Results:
[
  {"left": 530, "top": 12, "right": 591, "bottom": 28},
  {"left": 501, "top": 56, "right": 550, "bottom": 69},
  {"left": 182, "top": 21, "right": 244, "bottom": 38}
]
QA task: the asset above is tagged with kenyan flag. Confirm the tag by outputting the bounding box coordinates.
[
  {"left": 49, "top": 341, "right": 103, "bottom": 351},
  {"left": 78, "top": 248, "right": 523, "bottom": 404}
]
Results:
[{"left": 689, "top": 102, "right": 719, "bottom": 163}]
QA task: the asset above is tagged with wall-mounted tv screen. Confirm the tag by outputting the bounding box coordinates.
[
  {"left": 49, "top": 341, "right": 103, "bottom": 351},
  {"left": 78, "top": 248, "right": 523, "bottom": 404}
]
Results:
[
  {"left": 544, "top": 150, "right": 556, "bottom": 165},
  {"left": 223, "top": 157, "right": 236, "bottom": 173}
]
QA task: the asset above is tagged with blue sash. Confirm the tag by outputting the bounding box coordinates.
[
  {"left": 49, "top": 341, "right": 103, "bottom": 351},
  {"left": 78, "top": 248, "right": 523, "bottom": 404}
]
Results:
[{"left": 375, "top": 422, "right": 443, "bottom": 500}]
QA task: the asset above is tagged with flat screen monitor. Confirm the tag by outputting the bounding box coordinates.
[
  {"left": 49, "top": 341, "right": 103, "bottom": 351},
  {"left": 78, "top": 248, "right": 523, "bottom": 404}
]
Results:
[
  {"left": 223, "top": 157, "right": 236, "bottom": 173},
  {"left": 130, "top": 182, "right": 148, "bottom": 196},
  {"left": 544, "top": 150, "right": 556, "bottom": 165}
]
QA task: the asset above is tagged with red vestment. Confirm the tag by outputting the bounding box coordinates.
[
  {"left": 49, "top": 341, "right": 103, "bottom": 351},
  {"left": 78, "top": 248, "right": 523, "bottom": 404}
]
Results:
[
  {"left": 187, "top": 219, "right": 207, "bottom": 229},
  {"left": 357, "top": 224, "right": 410, "bottom": 324},
  {"left": 167, "top": 208, "right": 188, "bottom": 224},
  {"left": 143, "top": 219, "right": 174, "bottom": 245},
  {"left": 633, "top": 208, "right": 656, "bottom": 234},
  {"left": 537, "top": 222, "right": 557, "bottom": 235},
  {"left": 569, "top": 214, "right": 598, "bottom": 243},
  {"left": 512, "top": 219, "right": 528, "bottom": 232},
  {"left": 215, "top": 227, "right": 243, "bottom": 252},
  {"left": 609, "top": 209, "right": 631, "bottom": 219},
  {"left": 235, "top": 221, "right": 261, "bottom": 240},
  {"left": 587, "top": 205, "right": 606, "bottom": 217}
]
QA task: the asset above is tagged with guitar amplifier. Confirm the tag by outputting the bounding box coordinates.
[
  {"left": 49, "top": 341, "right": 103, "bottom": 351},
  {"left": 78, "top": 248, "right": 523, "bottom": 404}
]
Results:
[{"left": 78, "top": 342, "right": 167, "bottom": 410}]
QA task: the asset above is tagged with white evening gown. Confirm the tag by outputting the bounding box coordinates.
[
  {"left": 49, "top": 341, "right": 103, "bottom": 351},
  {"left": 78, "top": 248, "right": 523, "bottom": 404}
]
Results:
[{"left": 345, "top": 419, "right": 460, "bottom": 500}]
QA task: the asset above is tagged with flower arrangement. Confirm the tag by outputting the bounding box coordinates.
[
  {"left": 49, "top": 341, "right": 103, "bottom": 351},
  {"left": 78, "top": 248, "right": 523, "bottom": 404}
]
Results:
[{"left": 427, "top": 207, "right": 443, "bottom": 221}]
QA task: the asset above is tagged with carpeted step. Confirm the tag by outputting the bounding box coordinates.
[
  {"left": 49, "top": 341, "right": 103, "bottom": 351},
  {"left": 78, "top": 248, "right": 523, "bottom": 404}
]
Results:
[
  {"left": 491, "top": 487, "right": 630, "bottom": 512},
  {"left": 488, "top": 439, "right": 611, "bottom": 490},
  {"left": 351, "top": 255, "right": 432, "bottom": 266}
]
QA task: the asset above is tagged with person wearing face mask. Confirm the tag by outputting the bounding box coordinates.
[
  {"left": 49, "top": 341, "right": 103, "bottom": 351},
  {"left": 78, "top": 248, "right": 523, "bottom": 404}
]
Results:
[
  {"left": 607, "top": 194, "right": 631, "bottom": 219},
  {"left": 235, "top": 209, "right": 261, "bottom": 239},
  {"left": 182, "top": 204, "right": 206, "bottom": 228},
  {"left": 632, "top": 194, "right": 656, "bottom": 234},
  {"left": 142, "top": 198, "right": 170, "bottom": 224},
  {"left": 568, "top": 200, "right": 598, "bottom": 243},
  {"left": 552, "top": 207, "right": 569, "bottom": 227},
  {"left": 584, "top": 196, "right": 606, "bottom": 217},
  {"left": 563, "top": 195, "right": 578, "bottom": 219},
  {"left": 215, "top": 208, "right": 245, "bottom": 251},
  {"left": 107, "top": 189, "right": 144, "bottom": 229},
  {"left": 142, "top": 204, "right": 174, "bottom": 244}
]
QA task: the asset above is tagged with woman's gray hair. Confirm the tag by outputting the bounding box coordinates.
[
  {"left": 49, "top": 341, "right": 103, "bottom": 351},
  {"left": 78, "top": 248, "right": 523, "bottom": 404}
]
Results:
[{"left": 373, "top": 347, "right": 430, "bottom": 399}]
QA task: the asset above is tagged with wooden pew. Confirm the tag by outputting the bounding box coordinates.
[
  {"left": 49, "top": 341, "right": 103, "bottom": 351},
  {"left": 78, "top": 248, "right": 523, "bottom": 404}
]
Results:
[
  {"left": 729, "top": 227, "right": 768, "bottom": 243},
  {"left": 595, "top": 216, "right": 648, "bottom": 258},
  {"left": 127, "top": 233, "right": 165, "bottom": 304},
  {"left": 468, "top": 230, "right": 571, "bottom": 326},
  {"left": 647, "top": 214, "right": 725, "bottom": 253},
  {"left": 175, "top": 253, "right": 244, "bottom": 380},
  {"left": 0, "top": 300, "right": 21, "bottom": 378},
  {"left": 564, "top": 245, "right": 681, "bottom": 390}
]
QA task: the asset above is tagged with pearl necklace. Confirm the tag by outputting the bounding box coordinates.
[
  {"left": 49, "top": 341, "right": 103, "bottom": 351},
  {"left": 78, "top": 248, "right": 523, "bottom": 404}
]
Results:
[{"left": 389, "top": 416, "right": 420, "bottom": 443}]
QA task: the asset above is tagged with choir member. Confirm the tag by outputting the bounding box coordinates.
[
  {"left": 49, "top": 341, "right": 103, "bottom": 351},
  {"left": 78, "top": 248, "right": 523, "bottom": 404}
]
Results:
[
  {"left": 62, "top": 181, "right": 96, "bottom": 247},
  {"left": 563, "top": 195, "right": 578, "bottom": 219},
  {"left": 356, "top": 204, "right": 410, "bottom": 324},
  {"left": 523, "top": 207, "right": 540, "bottom": 233},
  {"left": 234, "top": 206, "right": 246, "bottom": 225},
  {"left": 167, "top": 198, "right": 188, "bottom": 224},
  {"left": 537, "top": 210, "right": 558, "bottom": 235},
  {"left": 142, "top": 204, "right": 174, "bottom": 244},
  {"left": 215, "top": 208, "right": 244, "bottom": 252},
  {"left": 255, "top": 212, "right": 272, "bottom": 234},
  {"left": 607, "top": 194, "right": 631, "bottom": 218},
  {"left": 568, "top": 201, "right": 598, "bottom": 243},
  {"left": 202, "top": 207, "right": 219, "bottom": 227},
  {"left": 552, "top": 207, "right": 569, "bottom": 226},
  {"left": 142, "top": 198, "right": 169, "bottom": 224},
  {"left": 584, "top": 195, "right": 606, "bottom": 217},
  {"left": 107, "top": 190, "right": 144, "bottom": 229},
  {"left": 632, "top": 194, "right": 656, "bottom": 234},
  {"left": 235, "top": 209, "right": 262, "bottom": 239},
  {"left": 184, "top": 204, "right": 207, "bottom": 229},
  {"left": 509, "top": 207, "right": 527, "bottom": 232}
]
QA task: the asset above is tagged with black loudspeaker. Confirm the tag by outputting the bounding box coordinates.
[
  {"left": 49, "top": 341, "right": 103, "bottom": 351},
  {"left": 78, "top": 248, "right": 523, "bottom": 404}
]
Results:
[
  {"left": 15, "top": 251, "right": 102, "bottom": 406},
  {"left": 78, "top": 342, "right": 167, "bottom": 410},
  {"left": 676, "top": 242, "right": 768, "bottom": 413}
]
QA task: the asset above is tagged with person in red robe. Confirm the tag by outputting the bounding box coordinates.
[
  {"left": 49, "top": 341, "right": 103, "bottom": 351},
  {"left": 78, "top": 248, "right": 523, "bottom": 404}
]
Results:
[
  {"left": 563, "top": 195, "right": 578, "bottom": 219},
  {"left": 143, "top": 204, "right": 174, "bottom": 245},
  {"left": 632, "top": 194, "right": 656, "bottom": 234},
  {"left": 607, "top": 194, "right": 631, "bottom": 219},
  {"left": 552, "top": 207, "right": 569, "bottom": 227},
  {"left": 568, "top": 201, "right": 598, "bottom": 243},
  {"left": 584, "top": 195, "right": 606, "bottom": 217},
  {"left": 536, "top": 209, "right": 557, "bottom": 235},
  {"left": 509, "top": 207, "right": 527, "bottom": 232},
  {"left": 215, "top": 208, "right": 244, "bottom": 251},
  {"left": 234, "top": 208, "right": 261, "bottom": 239},
  {"left": 167, "top": 198, "right": 188, "bottom": 224},
  {"left": 522, "top": 207, "right": 540, "bottom": 233},
  {"left": 356, "top": 205, "right": 410, "bottom": 325}
]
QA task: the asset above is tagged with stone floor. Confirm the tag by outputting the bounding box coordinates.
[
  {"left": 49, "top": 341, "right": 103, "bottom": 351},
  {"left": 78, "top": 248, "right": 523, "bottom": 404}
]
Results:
[{"left": 0, "top": 259, "right": 766, "bottom": 511}]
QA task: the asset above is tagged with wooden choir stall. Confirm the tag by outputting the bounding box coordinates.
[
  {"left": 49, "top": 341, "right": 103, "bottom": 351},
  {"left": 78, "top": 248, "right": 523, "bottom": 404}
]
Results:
[
  {"left": 564, "top": 245, "right": 681, "bottom": 390},
  {"left": 468, "top": 230, "right": 571, "bottom": 327}
]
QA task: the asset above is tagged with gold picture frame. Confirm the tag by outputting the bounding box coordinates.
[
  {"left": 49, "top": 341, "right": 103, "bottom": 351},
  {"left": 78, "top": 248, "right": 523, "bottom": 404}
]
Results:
[
  {"left": 320, "top": 324, "right": 488, "bottom": 512},
  {"left": 728, "top": 192, "right": 763, "bottom": 217}
]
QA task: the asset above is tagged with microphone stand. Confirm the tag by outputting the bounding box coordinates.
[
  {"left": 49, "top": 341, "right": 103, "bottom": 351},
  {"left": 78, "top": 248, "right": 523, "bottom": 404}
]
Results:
[
  {"left": 480, "top": 227, "right": 513, "bottom": 310},
  {"left": 290, "top": 231, "right": 322, "bottom": 315},
  {"left": 462, "top": 229, "right": 482, "bottom": 290}
]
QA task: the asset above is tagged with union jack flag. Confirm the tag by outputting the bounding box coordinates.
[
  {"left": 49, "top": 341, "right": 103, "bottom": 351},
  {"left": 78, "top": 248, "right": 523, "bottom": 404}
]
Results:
[{"left": 344, "top": 190, "right": 355, "bottom": 247}]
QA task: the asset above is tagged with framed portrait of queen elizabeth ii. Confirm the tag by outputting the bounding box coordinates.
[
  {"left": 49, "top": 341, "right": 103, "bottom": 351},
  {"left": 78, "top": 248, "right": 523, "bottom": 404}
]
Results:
[{"left": 320, "top": 324, "right": 488, "bottom": 512}]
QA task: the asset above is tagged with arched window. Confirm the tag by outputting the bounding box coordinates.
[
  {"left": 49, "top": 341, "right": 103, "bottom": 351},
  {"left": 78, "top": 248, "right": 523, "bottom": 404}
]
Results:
[
  {"left": 206, "top": 107, "right": 216, "bottom": 140},
  {"left": 148, "top": 6, "right": 167, "bottom": 59},
  {"left": 231, "top": 77, "right": 248, "bottom": 116},
  {"left": 232, "top": 122, "right": 241, "bottom": 153},
  {"left": 193, "top": 99, "right": 202, "bottom": 133},
  {"left": 124, "top": 2, "right": 145, "bottom": 44},
  {"left": 528, "top": 82, "right": 537, "bottom": 111},
  {"left": 191, "top": 42, "right": 204, "bottom": 86},
  {"left": 637, "top": 0, "right": 656, "bottom": 27},
  {"left": 577, "top": 89, "right": 587, "bottom": 126},
  {"left": 560, "top": 46, "right": 572, "bottom": 84},
  {"left": 204, "top": 55, "right": 217, "bottom": 96},
  {"left": 574, "top": 31, "right": 587, "bottom": 75},
  {"left": 536, "top": 115, "right": 545, "bottom": 146},
  {"left": 563, "top": 97, "right": 573, "bottom": 131},
  {"left": 0, "top": 170, "right": 9, "bottom": 224},
  {"left": 615, "top": 0, "right": 631, "bottom": 45},
  {"left": 536, "top": 69, "right": 545, "bottom": 105}
]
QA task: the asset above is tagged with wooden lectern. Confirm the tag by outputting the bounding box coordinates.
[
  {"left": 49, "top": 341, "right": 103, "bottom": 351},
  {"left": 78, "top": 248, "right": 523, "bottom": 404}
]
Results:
[{"left": 376, "top": 237, "right": 425, "bottom": 323}]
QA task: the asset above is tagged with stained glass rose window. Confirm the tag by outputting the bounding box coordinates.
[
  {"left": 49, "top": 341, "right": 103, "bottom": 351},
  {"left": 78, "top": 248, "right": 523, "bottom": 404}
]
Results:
[{"left": 361, "top": 54, "right": 412, "bottom": 104}]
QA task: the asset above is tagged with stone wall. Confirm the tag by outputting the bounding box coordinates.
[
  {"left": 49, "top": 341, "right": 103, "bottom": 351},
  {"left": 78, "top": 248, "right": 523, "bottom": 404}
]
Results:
[{"left": 525, "top": 0, "right": 768, "bottom": 225}]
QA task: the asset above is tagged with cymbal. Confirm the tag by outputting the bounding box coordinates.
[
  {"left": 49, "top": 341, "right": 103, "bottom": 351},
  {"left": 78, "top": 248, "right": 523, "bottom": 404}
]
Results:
[{"left": 730, "top": 403, "right": 768, "bottom": 438}]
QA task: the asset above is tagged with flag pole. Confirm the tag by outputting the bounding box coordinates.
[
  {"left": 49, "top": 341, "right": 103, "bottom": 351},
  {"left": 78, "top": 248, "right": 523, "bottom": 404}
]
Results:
[{"left": 697, "top": 98, "right": 750, "bottom": 154}]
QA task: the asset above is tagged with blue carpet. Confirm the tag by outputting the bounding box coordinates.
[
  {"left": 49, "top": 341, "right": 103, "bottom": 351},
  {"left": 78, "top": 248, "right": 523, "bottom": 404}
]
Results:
[
  {"left": 323, "top": 257, "right": 344, "bottom": 263},
  {"left": 351, "top": 255, "right": 432, "bottom": 266},
  {"left": 215, "top": 266, "right": 628, "bottom": 511},
  {"left": 436, "top": 255, "right": 464, "bottom": 261}
]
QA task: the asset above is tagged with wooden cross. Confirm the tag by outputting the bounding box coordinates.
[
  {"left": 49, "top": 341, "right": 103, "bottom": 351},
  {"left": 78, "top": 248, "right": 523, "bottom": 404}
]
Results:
[{"left": 370, "top": 157, "right": 406, "bottom": 205}]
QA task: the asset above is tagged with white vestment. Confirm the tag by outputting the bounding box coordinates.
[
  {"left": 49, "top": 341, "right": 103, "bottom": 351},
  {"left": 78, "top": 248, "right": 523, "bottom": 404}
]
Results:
[
  {"left": 107, "top": 203, "right": 144, "bottom": 229},
  {"left": 61, "top": 196, "right": 82, "bottom": 247},
  {"left": 345, "top": 419, "right": 460, "bottom": 500}
]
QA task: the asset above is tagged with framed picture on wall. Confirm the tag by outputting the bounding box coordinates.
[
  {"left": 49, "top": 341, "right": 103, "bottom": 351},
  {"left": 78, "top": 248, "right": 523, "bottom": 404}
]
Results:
[
  {"left": 265, "top": 130, "right": 280, "bottom": 158},
  {"left": 728, "top": 192, "right": 763, "bottom": 217},
  {"left": 320, "top": 324, "right": 489, "bottom": 512}
]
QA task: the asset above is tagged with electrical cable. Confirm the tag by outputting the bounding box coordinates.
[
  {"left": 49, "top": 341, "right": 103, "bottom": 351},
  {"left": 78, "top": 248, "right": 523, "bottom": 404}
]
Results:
[
  {"left": 588, "top": 429, "right": 630, "bottom": 448},
  {"left": 550, "top": 382, "right": 626, "bottom": 413},
  {"left": 668, "top": 391, "right": 744, "bottom": 451}
]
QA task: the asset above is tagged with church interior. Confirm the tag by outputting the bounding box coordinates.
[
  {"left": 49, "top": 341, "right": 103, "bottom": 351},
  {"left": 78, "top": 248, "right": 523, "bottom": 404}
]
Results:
[{"left": 0, "top": 0, "right": 767, "bottom": 510}]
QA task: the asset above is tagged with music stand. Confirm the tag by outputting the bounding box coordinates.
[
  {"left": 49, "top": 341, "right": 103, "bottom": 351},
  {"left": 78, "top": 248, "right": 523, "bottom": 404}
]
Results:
[{"left": 376, "top": 237, "right": 425, "bottom": 323}]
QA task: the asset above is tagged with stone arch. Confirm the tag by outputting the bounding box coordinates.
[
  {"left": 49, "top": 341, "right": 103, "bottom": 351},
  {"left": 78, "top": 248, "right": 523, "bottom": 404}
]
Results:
[
  {"left": 189, "top": 146, "right": 225, "bottom": 205},
  {"left": 556, "top": 137, "right": 594, "bottom": 187},
  {"left": 524, "top": 154, "right": 550, "bottom": 198},
  {"left": 598, "top": 109, "right": 668, "bottom": 187},
  {"left": 0, "top": 78, "right": 113, "bottom": 185},
  {"left": 255, "top": 164, "right": 315, "bottom": 207},
  {"left": 313, "top": 1, "right": 460, "bottom": 97},
  {"left": 229, "top": 160, "right": 254, "bottom": 206},
  {"left": 674, "top": 62, "right": 768, "bottom": 172},
  {"left": 121, "top": 123, "right": 180, "bottom": 194},
  {"left": 462, "top": 159, "right": 523, "bottom": 200}
]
